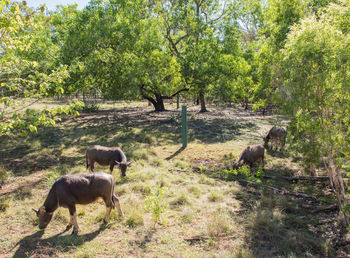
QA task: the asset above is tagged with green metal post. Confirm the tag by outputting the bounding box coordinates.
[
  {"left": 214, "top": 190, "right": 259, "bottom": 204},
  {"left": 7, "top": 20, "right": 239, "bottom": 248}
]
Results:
[
  {"left": 83, "top": 91, "right": 86, "bottom": 104},
  {"left": 182, "top": 105, "right": 187, "bottom": 148}
]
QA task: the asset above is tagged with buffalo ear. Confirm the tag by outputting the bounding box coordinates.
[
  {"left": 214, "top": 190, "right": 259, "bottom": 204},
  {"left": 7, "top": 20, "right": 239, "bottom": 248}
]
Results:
[
  {"left": 32, "top": 208, "right": 39, "bottom": 215},
  {"left": 127, "top": 162, "right": 133, "bottom": 167},
  {"left": 39, "top": 206, "right": 46, "bottom": 213},
  {"left": 114, "top": 161, "right": 120, "bottom": 167}
]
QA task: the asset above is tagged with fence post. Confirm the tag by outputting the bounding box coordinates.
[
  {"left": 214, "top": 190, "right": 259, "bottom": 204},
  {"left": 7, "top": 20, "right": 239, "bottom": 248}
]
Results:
[{"left": 182, "top": 105, "right": 187, "bottom": 148}]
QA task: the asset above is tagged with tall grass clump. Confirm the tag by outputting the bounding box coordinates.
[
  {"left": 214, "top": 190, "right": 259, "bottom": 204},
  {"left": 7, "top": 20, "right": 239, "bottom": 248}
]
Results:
[
  {"left": 0, "top": 167, "right": 9, "bottom": 185},
  {"left": 125, "top": 207, "right": 145, "bottom": 228},
  {"left": 206, "top": 210, "right": 232, "bottom": 237},
  {"left": 170, "top": 192, "right": 190, "bottom": 206},
  {"left": 208, "top": 191, "right": 222, "bottom": 202}
]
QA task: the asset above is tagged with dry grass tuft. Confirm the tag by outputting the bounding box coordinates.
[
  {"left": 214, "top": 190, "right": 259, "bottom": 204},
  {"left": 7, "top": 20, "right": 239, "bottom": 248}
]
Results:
[
  {"left": 206, "top": 210, "right": 232, "bottom": 237},
  {"left": 170, "top": 192, "right": 190, "bottom": 207}
]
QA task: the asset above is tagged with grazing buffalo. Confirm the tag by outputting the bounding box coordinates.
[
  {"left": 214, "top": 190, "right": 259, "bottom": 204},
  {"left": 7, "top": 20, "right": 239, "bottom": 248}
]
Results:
[
  {"left": 32, "top": 172, "right": 123, "bottom": 235},
  {"left": 263, "top": 126, "right": 287, "bottom": 150},
  {"left": 86, "top": 145, "right": 132, "bottom": 176},
  {"left": 233, "top": 144, "right": 265, "bottom": 170}
]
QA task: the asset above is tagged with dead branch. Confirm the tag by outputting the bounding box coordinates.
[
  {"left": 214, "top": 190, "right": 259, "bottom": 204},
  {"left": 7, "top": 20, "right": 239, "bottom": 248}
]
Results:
[
  {"left": 263, "top": 175, "right": 329, "bottom": 181},
  {"left": 184, "top": 231, "right": 236, "bottom": 241},
  {"left": 316, "top": 218, "right": 335, "bottom": 225},
  {"left": 239, "top": 179, "right": 317, "bottom": 200},
  {"left": 301, "top": 203, "right": 338, "bottom": 213},
  {"left": 311, "top": 204, "right": 338, "bottom": 213}
]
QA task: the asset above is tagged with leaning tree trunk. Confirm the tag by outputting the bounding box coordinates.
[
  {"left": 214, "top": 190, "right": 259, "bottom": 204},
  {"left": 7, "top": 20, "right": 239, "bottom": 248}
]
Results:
[
  {"left": 146, "top": 94, "right": 165, "bottom": 112},
  {"left": 199, "top": 89, "right": 207, "bottom": 112},
  {"left": 325, "top": 153, "right": 349, "bottom": 227},
  {"left": 153, "top": 98, "right": 165, "bottom": 111}
]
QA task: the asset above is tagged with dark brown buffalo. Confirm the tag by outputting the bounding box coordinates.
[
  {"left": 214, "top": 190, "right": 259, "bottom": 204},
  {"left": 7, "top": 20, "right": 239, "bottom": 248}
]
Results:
[
  {"left": 32, "top": 172, "right": 123, "bottom": 234},
  {"left": 233, "top": 144, "right": 265, "bottom": 170},
  {"left": 263, "top": 126, "right": 287, "bottom": 150},
  {"left": 86, "top": 145, "right": 132, "bottom": 176}
]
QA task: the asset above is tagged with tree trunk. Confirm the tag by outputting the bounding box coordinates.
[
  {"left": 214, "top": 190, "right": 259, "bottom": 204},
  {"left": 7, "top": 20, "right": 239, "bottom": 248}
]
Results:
[
  {"left": 154, "top": 97, "right": 165, "bottom": 111},
  {"left": 325, "top": 153, "right": 349, "bottom": 227},
  {"left": 144, "top": 94, "right": 166, "bottom": 112},
  {"left": 199, "top": 89, "right": 207, "bottom": 112}
]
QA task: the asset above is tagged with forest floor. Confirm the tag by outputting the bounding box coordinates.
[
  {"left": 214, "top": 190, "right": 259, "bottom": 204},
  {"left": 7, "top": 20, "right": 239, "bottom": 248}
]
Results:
[{"left": 0, "top": 100, "right": 348, "bottom": 257}]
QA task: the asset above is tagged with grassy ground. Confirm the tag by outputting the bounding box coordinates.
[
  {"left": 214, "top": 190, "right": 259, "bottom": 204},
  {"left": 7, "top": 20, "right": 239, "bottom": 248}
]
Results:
[{"left": 0, "top": 100, "right": 346, "bottom": 257}]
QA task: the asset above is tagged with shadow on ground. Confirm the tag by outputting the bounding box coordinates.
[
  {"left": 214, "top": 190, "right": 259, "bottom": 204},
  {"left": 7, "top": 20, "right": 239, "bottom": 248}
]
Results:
[
  {"left": 191, "top": 164, "right": 334, "bottom": 257},
  {"left": 13, "top": 224, "right": 107, "bottom": 257},
  {"left": 0, "top": 106, "right": 260, "bottom": 176}
]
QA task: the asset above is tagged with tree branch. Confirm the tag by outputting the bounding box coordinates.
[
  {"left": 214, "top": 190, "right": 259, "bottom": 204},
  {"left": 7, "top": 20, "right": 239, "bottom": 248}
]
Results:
[
  {"left": 162, "top": 88, "right": 189, "bottom": 99},
  {"left": 174, "top": 34, "right": 189, "bottom": 46}
]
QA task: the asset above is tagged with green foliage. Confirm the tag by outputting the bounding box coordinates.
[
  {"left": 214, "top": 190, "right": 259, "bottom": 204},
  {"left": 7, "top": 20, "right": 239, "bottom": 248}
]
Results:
[
  {"left": 283, "top": 0, "right": 350, "bottom": 166},
  {"left": 0, "top": 1, "right": 84, "bottom": 135},
  {"left": 217, "top": 165, "right": 265, "bottom": 183},
  {"left": 282, "top": 0, "right": 350, "bottom": 223},
  {"left": 145, "top": 185, "right": 168, "bottom": 227}
]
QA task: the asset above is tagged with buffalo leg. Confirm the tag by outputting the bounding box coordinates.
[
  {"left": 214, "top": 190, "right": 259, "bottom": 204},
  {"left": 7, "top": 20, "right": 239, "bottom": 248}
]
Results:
[
  {"left": 112, "top": 195, "right": 124, "bottom": 217},
  {"left": 89, "top": 160, "right": 95, "bottom": 172},
  {"left": 104, "top": 206, "right": 112, "bottom": 223},
  {"left": 109, "top": 163, "right": 114, "bottom": 173},
  {"left": 260, "top": 157, "right": 265, "bottom": 171},
  {"left": 66, "top": 213, "right": 74, "bottom": 231},
  {"left": 68, "top": 206, "right": 79, "bottom": 234}
]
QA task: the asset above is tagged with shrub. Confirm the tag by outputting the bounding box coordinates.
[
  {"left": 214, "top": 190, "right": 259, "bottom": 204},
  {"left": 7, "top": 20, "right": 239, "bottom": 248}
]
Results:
[{"left": 145, "top": 185, "right": 168, "bottom": 228}]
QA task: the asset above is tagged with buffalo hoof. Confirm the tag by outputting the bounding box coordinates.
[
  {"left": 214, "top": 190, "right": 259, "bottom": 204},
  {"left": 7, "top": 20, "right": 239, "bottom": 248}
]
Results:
[
  {"left": 65, "top": 224, "right": 72, "bottom": 231},
  {"left": 71, "top": 228, "right": 79, "bottom": 235}
]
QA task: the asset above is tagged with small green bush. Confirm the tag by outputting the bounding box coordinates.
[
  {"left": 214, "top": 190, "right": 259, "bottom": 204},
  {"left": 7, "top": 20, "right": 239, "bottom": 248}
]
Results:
[{"left": 145, "top": 185, "right": 168, "bottom": 228}]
